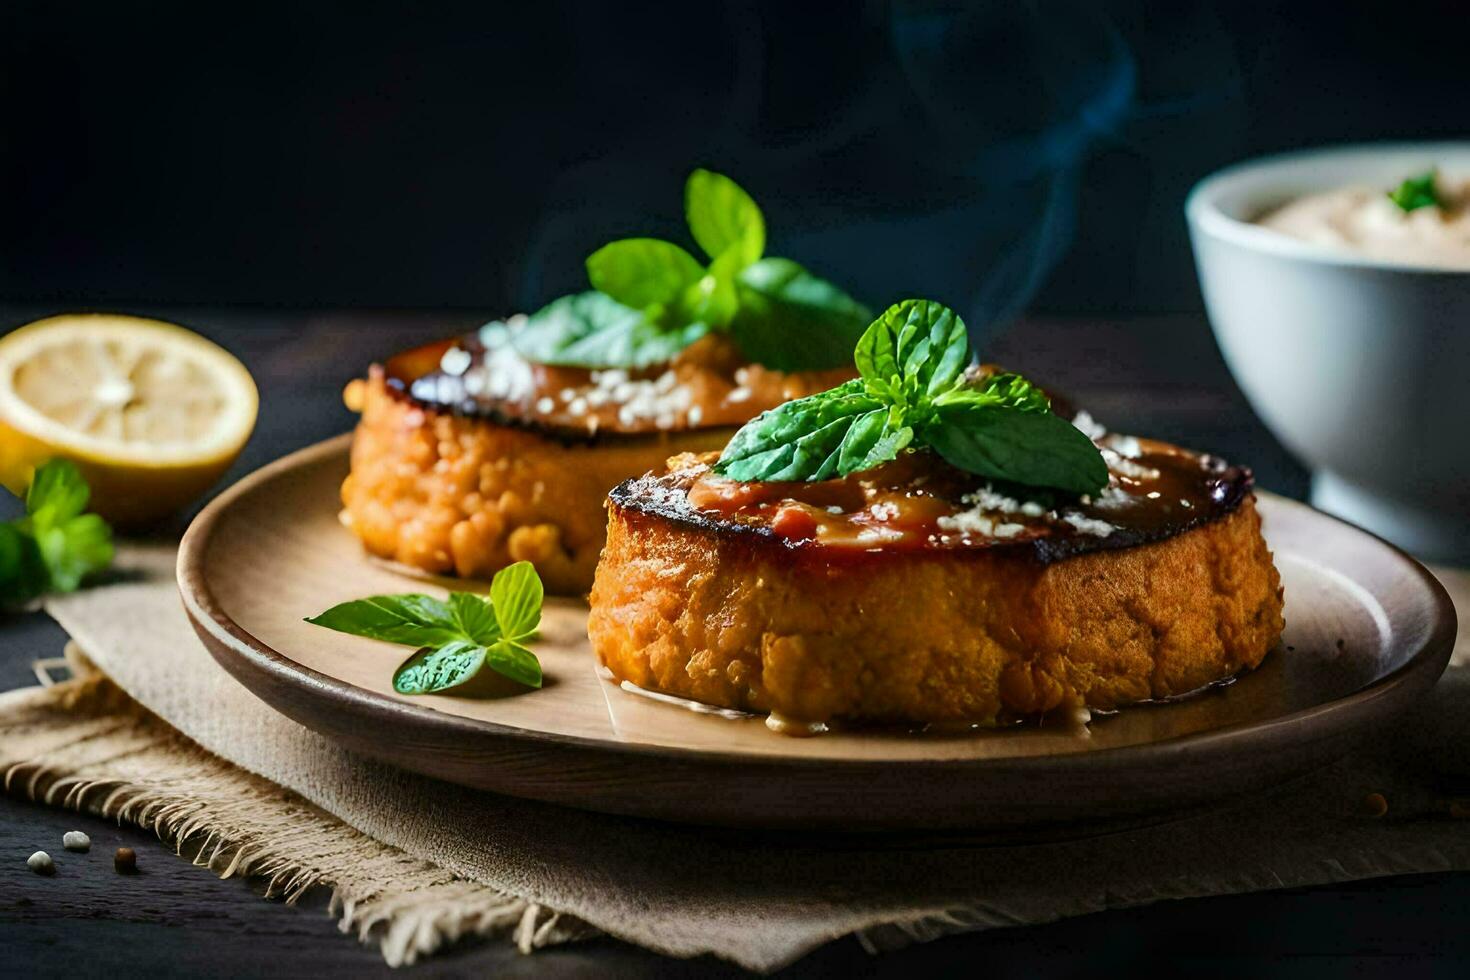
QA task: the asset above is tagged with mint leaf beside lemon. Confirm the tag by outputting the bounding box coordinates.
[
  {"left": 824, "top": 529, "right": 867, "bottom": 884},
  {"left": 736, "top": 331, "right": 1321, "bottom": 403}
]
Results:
[
  {"left": 1, "top": 458, "right": 114, "bottom": 603},
  {"left": 306, "top": 561, "right": 546, "bottom": 695},
  {"left": 714, "top": 299, "right": 1109, "bottom": 495}
]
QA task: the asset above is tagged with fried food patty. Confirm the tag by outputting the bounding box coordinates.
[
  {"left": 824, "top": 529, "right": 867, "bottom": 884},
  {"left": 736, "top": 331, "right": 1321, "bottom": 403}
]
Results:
[
  {"left": 339, "top": 328, "right": 850, "bottom": 594},
  {"left": 588, "top": 444, "right": 1285, "bottom": 725}
]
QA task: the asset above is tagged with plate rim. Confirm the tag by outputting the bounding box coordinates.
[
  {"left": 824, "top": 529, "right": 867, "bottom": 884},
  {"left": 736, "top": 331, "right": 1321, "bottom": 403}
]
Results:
[{"left": 177, "top": 433, "right": 1458, "bottom": 775}]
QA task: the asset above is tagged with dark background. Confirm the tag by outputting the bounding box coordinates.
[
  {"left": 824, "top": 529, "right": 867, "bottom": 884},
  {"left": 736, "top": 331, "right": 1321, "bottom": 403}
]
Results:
[
  {"left": 4, "top": 0, "right": 1468, "bottom": 338},
  {"left": 4, "top": 5, "right": 1470, "bottom": 975}
]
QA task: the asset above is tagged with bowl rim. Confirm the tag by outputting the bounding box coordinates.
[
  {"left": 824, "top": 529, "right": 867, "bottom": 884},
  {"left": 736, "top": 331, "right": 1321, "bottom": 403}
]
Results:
[{"left": 1185, "top": 140, "right": 1470, "bottom": 276}]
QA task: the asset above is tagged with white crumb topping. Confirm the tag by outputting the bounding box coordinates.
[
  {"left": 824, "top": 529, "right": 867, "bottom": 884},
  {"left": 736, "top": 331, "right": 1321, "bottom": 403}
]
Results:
[
  {"left": 935, "top": 476, "right": 1124, "bottom": 542},
  {"left": 935, "top": 486, "right": 1044, "bottom": 539},
  {"left": 1072, "top": 410, "right": 1107, "bottom": 440},
  {"left": 449, "top": 333, "right": 536, "bottom": 403},
  {"left": 1107, "top": 434, "right": 1143, "bottom": 458},
  {"left": 582, "top": 367, "right": 692, "bottom": 428},
  {"left": 869, "top": 501, "right": 900, "bottom": 521},
  {"left": 439, "top": 347, "right": 472, "bottom": 376},
  {"left": 443, "top": 318, "right": 698, "bottom": 431},
  {"left": 935, "top": 511, "right": 1027, "bottom": 538},
  {"left": 1062, "top": 512, "right": 1117, "bottom": 537},
  {"left": 1102, "top": 448, "right": 1161, "bottom": 481}
]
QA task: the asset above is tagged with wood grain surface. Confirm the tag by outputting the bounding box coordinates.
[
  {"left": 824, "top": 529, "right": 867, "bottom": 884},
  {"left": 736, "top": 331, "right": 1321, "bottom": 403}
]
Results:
[{"left": 4, "top": 307, "right": 1467, "bottom": 976}]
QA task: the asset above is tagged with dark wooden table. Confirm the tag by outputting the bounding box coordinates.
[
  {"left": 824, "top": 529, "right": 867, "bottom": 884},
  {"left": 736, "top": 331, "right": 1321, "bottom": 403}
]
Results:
[{"left": 3, "top": 307, "right": 1466, "bottom": 978}]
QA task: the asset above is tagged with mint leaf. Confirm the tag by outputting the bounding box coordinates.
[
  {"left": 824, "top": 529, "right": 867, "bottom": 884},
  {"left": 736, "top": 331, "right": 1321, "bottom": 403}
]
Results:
[
  {"left": 713, "top": 379, "right": 887, "bottom": 481},
  {"left": 1387, "top": 170, "right": 1440, "bottom": 212},
  {"left": 677, "top": 245, "right": 744, "bottom": 329},
  {"left": 26, "top": 459, "right": 89, "bottom": 523},
  {"left": 933, "top": 371, "right": 1051, "bottom": 414},
  {"left": 507, "top": 170, "right": 869, "bottom": 371},
  {"left": 726, "top": 258, "right": 870, "bottom": 371},
  {"left": 0, "top": 523, "right": 47, "bottom": 603},
  {"left": 920, "top": 403, "right": 1108, "bottom": 496},
  {"left": 9, "top": 459, "right": 114, "bottom": 597},
  {"left": 308, "top": 562, "right": 547, "bottom": 694},
  {"left": 33, "top": 513, "right": 113, "bottom": 592},
  {"left": 449, "top": 591, "right": 500, "bottom": 645},
  {"left": 685, "top": 169, "right": 765, "bottom": 266},
  {"left": 483, "top": 639, "right": 543, "bottom": 689},
  {"left": 489, "top": 560, "right": 541, "bottom": 640},
  {"left": 586, "top": 238, "right": 704, "bottom": 311},
  {"left": 393, "top": 640, "right": 487, "bottom": 695},
  {"left": 513, "top": 292, "right": 707, "bottom": 370},
  {"left": 715, "top": 298, "right": 1108, "bottom": 495},
  {"left": 837, "top": 406, "right": 914, "bottom": 474},
  {"left": 306, "top": 594, "right": 465, "bottom": 647},
  {"left": 855, "top": 299, "right": 968, "bottom": 399}
]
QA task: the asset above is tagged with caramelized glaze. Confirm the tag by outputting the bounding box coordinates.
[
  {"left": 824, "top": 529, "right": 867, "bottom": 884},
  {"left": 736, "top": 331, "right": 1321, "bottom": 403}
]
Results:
[
  {"left": 610, "top": 412, "right": 1252, "bottom": 564},
  {"left": 385, "top": 317, "right": 851, "bottom": 440}
]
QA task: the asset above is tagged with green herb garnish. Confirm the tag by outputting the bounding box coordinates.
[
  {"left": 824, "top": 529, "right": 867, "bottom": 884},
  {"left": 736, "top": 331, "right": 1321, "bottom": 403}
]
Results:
[
  {"left": 713, "top": 299, "right": 1108, "bottom": 495},
  {"left": 1387, "top": 169, "right": 1441, "bottom": 213},
  {"left": 1, "top": 459, "right": 113, "bottom": 604},
  {"left": 306, "top": 561, "right": 544, "bottom": 694},
  {"left": 502, "top": 169, "right": 869, "bottom": 372}
]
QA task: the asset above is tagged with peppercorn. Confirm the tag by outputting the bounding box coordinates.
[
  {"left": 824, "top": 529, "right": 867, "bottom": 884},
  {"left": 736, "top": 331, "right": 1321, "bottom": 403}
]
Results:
[
  {"left": 114, "top": 846, "right": 137, "bottom": 874},
  {"left": 62, "top": 830, "right": 91, "bottom": 852},
  {"left": 27, "top": 851, "right": 55, "bottom": 875}
]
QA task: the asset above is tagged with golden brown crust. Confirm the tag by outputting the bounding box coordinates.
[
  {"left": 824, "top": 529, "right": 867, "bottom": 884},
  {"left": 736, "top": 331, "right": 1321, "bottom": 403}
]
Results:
[
  {"left": 588, "top": 494, "right": 1285, "bottom": 724},
  {"left": 340, "top": 372, "right": 733, "bottom": 594}
]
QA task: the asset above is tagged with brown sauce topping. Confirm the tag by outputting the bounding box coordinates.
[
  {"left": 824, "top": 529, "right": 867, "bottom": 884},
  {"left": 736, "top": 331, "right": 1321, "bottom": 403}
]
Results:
[
  {"left": 611, "top": 413, "right": 1252, "bottom": 563},
  {"left": 386, "top": 317, "right": 851, "bottom": 437}
]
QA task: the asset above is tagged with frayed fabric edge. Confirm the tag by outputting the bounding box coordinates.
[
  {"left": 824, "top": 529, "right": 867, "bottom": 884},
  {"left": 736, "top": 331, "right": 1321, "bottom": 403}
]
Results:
[{"left": 0, "top": 671, "right": 595, "bottom": 967}]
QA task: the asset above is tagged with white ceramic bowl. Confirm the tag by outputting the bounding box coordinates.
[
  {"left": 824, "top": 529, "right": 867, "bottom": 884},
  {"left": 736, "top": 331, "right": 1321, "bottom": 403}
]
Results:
[{"left": 1187, "top": 142, "right": 1470, "bottom": 563}]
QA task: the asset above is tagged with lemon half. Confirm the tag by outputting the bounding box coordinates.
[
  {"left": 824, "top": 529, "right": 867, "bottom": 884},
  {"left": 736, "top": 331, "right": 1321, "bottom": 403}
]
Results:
[{"left": 0, "top": 314, "right": 258, "bottom": 526}]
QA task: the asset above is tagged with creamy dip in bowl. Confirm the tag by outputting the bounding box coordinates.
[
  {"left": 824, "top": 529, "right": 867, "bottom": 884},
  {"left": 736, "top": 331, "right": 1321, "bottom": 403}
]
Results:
[
  {"left": 1257, "top": 173, "right": 1470, "bottom": 269},
  {"left": 1187, "top": 143, "right": 1470, "bottom": 562}
]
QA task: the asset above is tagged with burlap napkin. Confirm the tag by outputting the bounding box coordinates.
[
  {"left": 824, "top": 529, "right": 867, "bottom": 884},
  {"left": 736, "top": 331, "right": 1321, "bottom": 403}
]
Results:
[{"left": 4, "top": 542, "right": 1469, "bottom": 973}]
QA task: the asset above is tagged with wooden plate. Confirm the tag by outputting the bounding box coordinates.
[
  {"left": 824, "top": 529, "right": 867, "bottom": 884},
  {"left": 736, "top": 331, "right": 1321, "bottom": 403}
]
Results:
[{"left": 177, "top": 435, "right": 1456, "bottom": 831}]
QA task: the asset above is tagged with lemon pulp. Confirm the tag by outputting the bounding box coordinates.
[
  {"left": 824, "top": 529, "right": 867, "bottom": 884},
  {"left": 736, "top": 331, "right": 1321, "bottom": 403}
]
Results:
[{"left": 0, "top": 314, "right": 258, "bottom": 525}]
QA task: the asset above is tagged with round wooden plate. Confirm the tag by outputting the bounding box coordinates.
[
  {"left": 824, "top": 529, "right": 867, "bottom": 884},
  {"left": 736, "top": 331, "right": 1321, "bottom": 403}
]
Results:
[{"left": 177, "top": 435, "right": 1456, "bottom": 831}]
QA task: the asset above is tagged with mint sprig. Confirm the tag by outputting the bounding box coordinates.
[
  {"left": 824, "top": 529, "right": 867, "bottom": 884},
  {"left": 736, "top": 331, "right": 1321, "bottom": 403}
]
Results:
[
  {"left": 1, "top": 459, "right": 113, "bottom": 603},
  {"left": 1387, "top": 169, "right": 1441, "bottom": 213},
  {"left": 510, "top": 169, "right": 869, "bottom": 372},
  {"left": 306, "top": 560, "right": 545, "bottom": 694},
  {"left": 713, "top": 299, "right": 1108, "bottom": 495}
]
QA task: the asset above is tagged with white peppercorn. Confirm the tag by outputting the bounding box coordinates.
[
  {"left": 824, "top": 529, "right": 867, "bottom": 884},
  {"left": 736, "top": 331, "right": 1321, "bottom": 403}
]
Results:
[
  {"left": 62, "top": 830, "right": 91, "bottom": 852},
  {"left": 27, "top": 851, "right": 55, "bottom": 875}
]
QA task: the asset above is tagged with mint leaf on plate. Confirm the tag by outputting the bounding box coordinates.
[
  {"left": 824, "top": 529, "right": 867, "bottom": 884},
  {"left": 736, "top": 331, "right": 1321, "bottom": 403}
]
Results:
[
  {"left": 489, "top": 559, "right": 542, "bottom": 641},
  {"left": 308, "top": 561, "right": 547, "bottom": 695},
  {"left": 305, "top": 594, "right": 468, "bottom": 647},
  {"left": 392, "top": 639, "right": 488, "bottom": 696}
]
